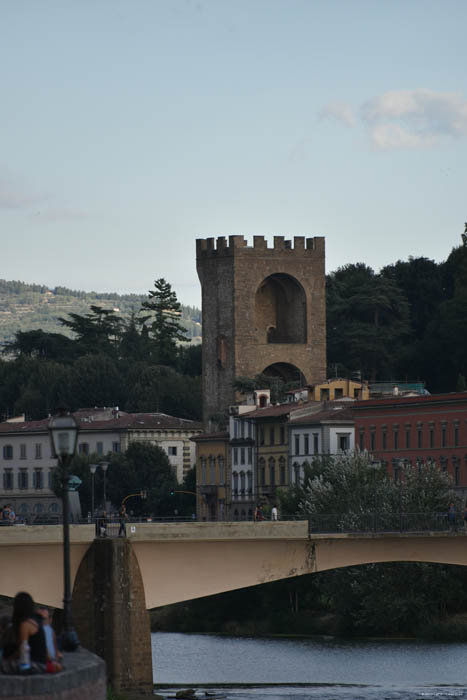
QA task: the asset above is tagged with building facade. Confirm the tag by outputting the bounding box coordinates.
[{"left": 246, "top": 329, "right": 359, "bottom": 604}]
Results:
[
  {"left": 196, "top": 235, "right": 326, "bottom": 422},
  {"left": 191, "top": 431, "right": 229, "bottom": 521},
  {"left": 0, "top": 408, "right": 202, "bottom": 520},
  {"left": 353, "top": 393, "right": 467, "bottom": 495}
]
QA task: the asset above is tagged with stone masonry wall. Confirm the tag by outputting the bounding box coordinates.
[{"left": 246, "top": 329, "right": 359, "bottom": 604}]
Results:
[
  {"left": 72, "top": 538, "right": 153, "bottom": 695},
  {"left": 197, "top": 235, "right": 326, "bottom": 423}
]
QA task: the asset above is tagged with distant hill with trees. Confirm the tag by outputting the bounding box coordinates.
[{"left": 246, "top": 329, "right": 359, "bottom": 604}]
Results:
[{"left": 0, "top": 279, "right": 202, "bottom": 346}]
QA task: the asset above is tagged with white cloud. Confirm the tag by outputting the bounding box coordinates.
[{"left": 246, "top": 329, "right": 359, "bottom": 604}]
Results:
[
  {"left": 320, "top": 89, "right": 467, "bottom": 150},
  {"left": 319, "top": 101, "right": 356, "bottom": 127}
]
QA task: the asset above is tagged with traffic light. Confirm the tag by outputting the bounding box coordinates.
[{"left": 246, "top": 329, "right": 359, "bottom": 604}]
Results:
[{"left": 170, "top": 489, "right": 175, "bottom": 496}]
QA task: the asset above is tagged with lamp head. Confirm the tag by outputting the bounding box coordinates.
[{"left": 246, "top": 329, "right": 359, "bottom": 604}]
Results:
[{"left": 48, "top": 410, "right": 79, "bottom": 459}]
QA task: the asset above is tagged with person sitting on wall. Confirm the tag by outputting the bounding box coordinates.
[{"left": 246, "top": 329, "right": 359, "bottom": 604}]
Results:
[
  {"left": 37, "top": 608, "right": 63, "bottom": 672},
  {"left": 0, "top": 592, "right": 48, "bottom": 674}
]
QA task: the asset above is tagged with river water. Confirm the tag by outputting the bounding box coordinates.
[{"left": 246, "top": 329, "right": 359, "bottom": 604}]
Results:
[{"left": 152, "top": 632, "right": 467, "bottom": 700}]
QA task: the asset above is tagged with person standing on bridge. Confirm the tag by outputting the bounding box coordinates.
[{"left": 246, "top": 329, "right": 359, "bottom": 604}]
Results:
[
  {"left": 118, "top": 504, "right": 128, "bottom": 537},
  {"left": 271, "top": 505, "right": 278, "bottom": 521}
]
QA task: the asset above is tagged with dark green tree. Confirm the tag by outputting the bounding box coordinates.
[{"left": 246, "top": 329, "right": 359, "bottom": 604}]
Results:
[
  {"left": 140, "top": 279, "right": 188, "bottom": 365},
  {"left": 59, "top": 305, "right": 124, "bottom": 356}
]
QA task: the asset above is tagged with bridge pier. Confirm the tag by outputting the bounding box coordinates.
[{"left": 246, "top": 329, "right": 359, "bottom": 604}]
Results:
[{"left": 72, "top": 538, "right": 153, "bottom": 695}]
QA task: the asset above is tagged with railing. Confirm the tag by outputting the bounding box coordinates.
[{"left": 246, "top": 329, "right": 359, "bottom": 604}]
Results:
[{"left": 307, "top": 512, "right": 464, "bottom": 534}]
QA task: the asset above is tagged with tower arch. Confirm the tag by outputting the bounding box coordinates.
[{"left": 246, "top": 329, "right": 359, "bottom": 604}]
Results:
[{"left": 255, "top": 273, "right": 306, "bottom": 344}]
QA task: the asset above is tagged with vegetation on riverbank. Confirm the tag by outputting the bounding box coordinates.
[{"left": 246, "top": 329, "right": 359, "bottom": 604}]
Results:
[{"left": 150, "top": 561, "right": 467, "bottom": 641}]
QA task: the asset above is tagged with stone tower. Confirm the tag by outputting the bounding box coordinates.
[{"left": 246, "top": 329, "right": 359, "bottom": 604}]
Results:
[{"left": 196, "top": 235, "right": 326, "bottom": 423}]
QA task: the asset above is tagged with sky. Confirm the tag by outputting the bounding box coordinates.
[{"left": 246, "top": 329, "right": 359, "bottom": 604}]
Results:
[{"left": 1, "top": 0, "right": 467, "bottom": 307}]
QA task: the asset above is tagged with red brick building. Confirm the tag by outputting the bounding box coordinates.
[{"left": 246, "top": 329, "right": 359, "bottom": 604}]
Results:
[{"left": 353, "top": 392, "right": 467, "bottom": 493}]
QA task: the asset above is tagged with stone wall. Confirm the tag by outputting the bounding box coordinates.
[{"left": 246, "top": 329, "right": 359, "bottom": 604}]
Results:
[
  {"left": 196, "top": 235, "right": 326, "bottom": 423},
  {"left": 0, "top": 648, "right": 106, "bottom": 699},
  {"left": 72, "top": 538, "right": 153, "bottom": 694}
]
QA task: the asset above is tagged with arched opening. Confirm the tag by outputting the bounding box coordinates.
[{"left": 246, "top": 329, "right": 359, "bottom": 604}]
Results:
[
  {"left": 262, "top": 362, "right": 305, "bottom": 386},
  {"left": 255, "top": 274, "right": 307, "bottom": 344}
]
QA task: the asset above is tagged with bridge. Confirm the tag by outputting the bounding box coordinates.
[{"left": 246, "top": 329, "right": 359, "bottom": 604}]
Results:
[{"left": 2, "top": 521, "right": 467, "bottom": 693}]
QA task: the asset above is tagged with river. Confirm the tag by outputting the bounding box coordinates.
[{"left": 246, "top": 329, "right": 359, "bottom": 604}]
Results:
[{"left": 152, "top": 632, "right": 467, "bottom": 700}]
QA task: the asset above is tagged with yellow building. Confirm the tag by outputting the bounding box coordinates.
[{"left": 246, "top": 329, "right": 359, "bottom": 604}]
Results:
[
  {"left": 191, "top": 431, "right": 229, "bottom": 521},
  {"left": 307, "top": 378, "right": 369, "bottom": 401}
]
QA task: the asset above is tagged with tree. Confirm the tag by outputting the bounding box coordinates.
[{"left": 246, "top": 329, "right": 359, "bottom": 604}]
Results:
[
  {"left": 59, "top": 305, "right": 124, "bottom": 356},
  {"left": 105, "top": 442, "right": 177, "bottom": 517},
  {"left": 140, "top": 279, "right": 189, "bottom": 365},
  {"left": 297, "top": 452, "right": 459, "bottom": 531},
  {"left": 326, "top": 264, "right": 411, "bottom": 380}
]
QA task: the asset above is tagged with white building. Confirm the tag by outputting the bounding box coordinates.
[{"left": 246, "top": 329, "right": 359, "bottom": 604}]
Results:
[
  {"left": 289, "top": 406, "right": 355, "bottom": 484},
  {"left": 0, "top": 408, "right": 202, "bottom": 520}
]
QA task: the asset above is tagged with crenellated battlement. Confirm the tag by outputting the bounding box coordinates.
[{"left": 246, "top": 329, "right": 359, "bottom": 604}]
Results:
[{"left": 196, "top": 235, "right": 324, "bottom": 257}]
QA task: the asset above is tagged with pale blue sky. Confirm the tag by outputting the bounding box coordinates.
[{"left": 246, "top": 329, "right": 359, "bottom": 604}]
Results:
[{"left": 1, "top": 0, "right": 466, "bottom": 306}]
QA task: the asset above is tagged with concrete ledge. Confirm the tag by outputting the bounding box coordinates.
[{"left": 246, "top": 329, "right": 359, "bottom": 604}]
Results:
[{"left": 0, "top": 647, "right": 106, "bottom": 699}]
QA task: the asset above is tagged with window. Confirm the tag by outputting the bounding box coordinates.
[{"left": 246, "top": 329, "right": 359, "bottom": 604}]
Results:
[
  {"left": 269, "top": 458, "right": 275, "bottom": 486},
  {"left": 314, "top": 434, "right": 319, "bottom": 454},
  {"left": 3, "top": 469, "right": 13, "bottom": 489},
  {"left": 234, "top": 420, "right": 239, "bottom": 438},
  {"left": 35, "top": 443, "right": 42, "bottom": 459},
  {"left": 334, "top": 388, "right": 343, "bottom": 399},
  {"left": 49, "top": 503, "right": 59, "bottom": 514},
  {"left": 233, "top": 447, "right": 238, "bottom": 465},
  {"left": 429, "top": 426, "right": 434, "bottom": 449},
  {"left": 247, "top": 447, "right": 252, "bottom": 464},
  {"left": 405, "top": 428, "right": 411, "bottom": 449},
  {"left": 219, "top": 456, "right": 225, "bottom": 484},
  {"left": 209, "top": 456, "right": 215, "bottom": 484},
  {"left": 78, "top": 443, "right": 89, "bottom": 456},
  {"left": 3, "top": 445, "right": 13, "bottom": 460},
  {"left": 370, "top": 431, "right": 375, "bottom": 451},
  {"left": 168, "top": 446, "right": 177, "bottom": 456},
  {"left": 240, "top": 471, "right": 246, "bottom": 494},
  {"left": 295, "top": 435, "right": 300, "bottom": 455},
  {"left": 18, "top": 470, "right": 28, "bottom": 490},
  {"left": 441, "top": 424, "right": 447, "bottom": 448},
  {"left": 201, "top": 457, "right": 207, "bottom": 485},
  {"left": 33, "top": 469, "right": 43, "bottom": 490},
  {"left": 96, "top": 442, "right": 104, "bottom": 456},
  {"left": 280, "top": 427, "right": 285, "bottom": 444},
  {"left": 247, "top": 470, "right": 252, "bottom": 493},
  {"left": 33, "top": 503, "right": 43, "bottom": 514},
  {"left": 48, "top": 469, "right": 55, "bottom": 489},
  {"left": 338, "top": 434, "right": 350, "bottom": 451},
  {"left": 269, "top": 427, "right": 275, "bottom": 446},
  {"left": 259, "top": 428, "right": 265, "bottom": 446},
  {"left": 382, "top": 429, "right": 387, "bottom": 450},
  {"left": 320, "top": 389, "right": 329, "bottom": 400},
  {"left": 393, "top": 430, "right": 398, "bottom": 450},
  {"left": 20, "top": 444, "right": 27, "bottom": 459},
  {"left": 417, "top": 425, "right": 422, "bottom": 449},
  {"left": 240, "top": 447, "right": 245, "bottom": 465},
  {"left": 112, "top": 442, "right": 120, "bottom": 453},
  {"left": 279, "top": 457, "right": 286, "bottom": 485},
  {"left": 259, "top": 459, "right": 266, "bottom": 486},
  {"left": 304, "top": 434, "right": 309, "bottom": 455},
  {"left": 358, "top": 429, "right": 364, "bottom": 451},
  {"left": 454, "top": 423, "right": 459, "bottom": 447},
  {"left": 240, "top": 421, "right": 245, "bottom": 439},
  {"left": 293, "top": 463, "right": 300, "bottom": 484}
]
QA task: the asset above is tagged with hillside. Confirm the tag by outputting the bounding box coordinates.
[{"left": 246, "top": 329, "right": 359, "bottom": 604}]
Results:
[{"left": 0, "top": 279, "right": 202, "bottom": 346}]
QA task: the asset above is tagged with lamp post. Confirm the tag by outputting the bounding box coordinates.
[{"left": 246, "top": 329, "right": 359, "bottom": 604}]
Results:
[
  {"left": 48, "top": 410, "right": 80, "bottom": 651},
  {"left": 100, "top": 461, "right": 109, "bottom": 509},
  {"left": 371, "top": 460, "right": 381, "bottom": 532},
  {"left": 89, "top": 463, "right": 98, "bottom": 521}
]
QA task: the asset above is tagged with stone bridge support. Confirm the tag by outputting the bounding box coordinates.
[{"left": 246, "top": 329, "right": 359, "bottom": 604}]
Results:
[{"left": 72, "top": 538, "right": 153, "bottom": 695}]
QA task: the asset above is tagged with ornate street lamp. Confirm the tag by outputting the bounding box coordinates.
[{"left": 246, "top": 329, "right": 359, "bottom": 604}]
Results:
[
  {"left": 89, "top": 463, "right": 98, "bottom": 521},
  {"left": 48, "top": 410, "right": 80, "bottom": 651}
]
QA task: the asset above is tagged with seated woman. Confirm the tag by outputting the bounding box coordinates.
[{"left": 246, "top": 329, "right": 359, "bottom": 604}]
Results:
[{"left": 1, "top": 591, "right": 47, "bottom": 673}]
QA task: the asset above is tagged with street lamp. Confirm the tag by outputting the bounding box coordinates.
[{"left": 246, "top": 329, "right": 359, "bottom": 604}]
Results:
[
  {"left": 371, "top": 460, "right": 381, "bottom": 532},
  {"left": 89, "top": 463, "right": 98, "bottom": 521},
  {"left": 48, "top": 410, "right": 80, "bottom": 651},
  {"left": 100, "top": 461, "right": 109, "bottom": 509}
]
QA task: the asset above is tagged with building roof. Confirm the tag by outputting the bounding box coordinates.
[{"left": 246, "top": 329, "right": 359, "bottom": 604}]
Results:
[
  {"left": 190, "top": 431, "right": 229, "bottom": 443},
  {"left": 0, "top": 410, "right": 203, "bottom": 435},
  {"left": 354, "top": 391, "right": 467, "bottom": 411},
  {"left": 290, "top": 407, "right": 355, "bottom": 425}
]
